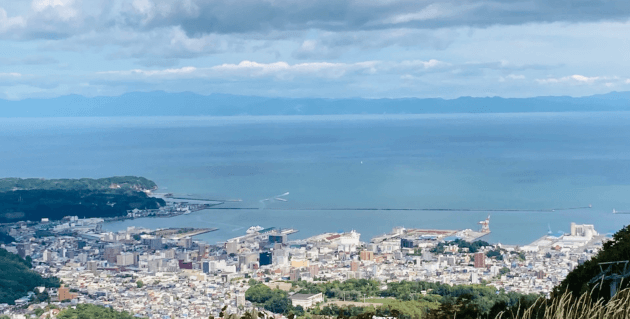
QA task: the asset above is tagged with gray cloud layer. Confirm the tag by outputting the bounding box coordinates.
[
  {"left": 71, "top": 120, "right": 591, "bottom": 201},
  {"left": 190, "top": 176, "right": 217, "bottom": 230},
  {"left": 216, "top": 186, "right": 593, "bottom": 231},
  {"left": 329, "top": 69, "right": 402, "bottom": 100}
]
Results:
[
  {"left": 3, "top": 0, "right": 630, "bottom": 40},
  {"left": 123, "top": 0, "right": 630, "bottom": 35}
]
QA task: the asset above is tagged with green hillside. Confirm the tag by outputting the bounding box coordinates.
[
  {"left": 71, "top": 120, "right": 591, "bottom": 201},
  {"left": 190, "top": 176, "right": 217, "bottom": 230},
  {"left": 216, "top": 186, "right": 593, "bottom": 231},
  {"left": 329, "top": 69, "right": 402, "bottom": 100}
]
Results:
[
  {"left": 0, "top": 176, "right": 157, "bottom": 192},
  {"left": 0, "top": 248, "right": 59, "bottom": 304}
]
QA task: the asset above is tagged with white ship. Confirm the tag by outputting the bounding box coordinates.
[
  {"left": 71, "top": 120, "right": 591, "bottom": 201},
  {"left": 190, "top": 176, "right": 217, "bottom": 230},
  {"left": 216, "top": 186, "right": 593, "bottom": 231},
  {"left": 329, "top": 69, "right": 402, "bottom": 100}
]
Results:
[
  {"left": 613, "top": 209, "right": 630, "bottom": 214},
  {"left": 246, "top": 226, "right": 264, "bottom": 234}
]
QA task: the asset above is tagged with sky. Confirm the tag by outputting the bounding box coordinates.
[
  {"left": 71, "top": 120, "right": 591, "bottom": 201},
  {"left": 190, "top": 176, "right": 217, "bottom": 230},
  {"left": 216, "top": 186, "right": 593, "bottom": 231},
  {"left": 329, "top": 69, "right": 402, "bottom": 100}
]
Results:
[{"left": 1, "top": 0, "right": 630, "bottom": 100}]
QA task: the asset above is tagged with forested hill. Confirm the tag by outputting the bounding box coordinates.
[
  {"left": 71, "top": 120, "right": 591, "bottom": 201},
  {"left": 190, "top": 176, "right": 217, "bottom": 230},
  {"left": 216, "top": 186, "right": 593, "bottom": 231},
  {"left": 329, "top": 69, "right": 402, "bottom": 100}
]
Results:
[
  {"left": 0, "top": 176, "right": 164, "bottom": 223},
  {"left": 0, "top": 176, "right": 157, "bottom": 192},
  {"left": 0, "top": 248, "right": 60, "bottom": 304}
]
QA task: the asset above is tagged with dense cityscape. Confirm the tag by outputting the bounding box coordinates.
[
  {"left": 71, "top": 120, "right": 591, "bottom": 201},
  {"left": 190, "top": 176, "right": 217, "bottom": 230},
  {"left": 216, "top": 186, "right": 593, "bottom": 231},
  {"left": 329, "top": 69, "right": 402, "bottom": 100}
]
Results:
[{"left": 0, "top": 196, "right": 610, "bottom": 319}]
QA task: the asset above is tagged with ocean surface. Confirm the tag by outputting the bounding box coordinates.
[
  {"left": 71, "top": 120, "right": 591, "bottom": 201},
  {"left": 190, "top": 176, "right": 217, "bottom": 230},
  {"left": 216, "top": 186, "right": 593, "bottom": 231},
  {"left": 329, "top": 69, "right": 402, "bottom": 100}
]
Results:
[{"left": 2, "top": 113, "right": 630, "bottom": 245}]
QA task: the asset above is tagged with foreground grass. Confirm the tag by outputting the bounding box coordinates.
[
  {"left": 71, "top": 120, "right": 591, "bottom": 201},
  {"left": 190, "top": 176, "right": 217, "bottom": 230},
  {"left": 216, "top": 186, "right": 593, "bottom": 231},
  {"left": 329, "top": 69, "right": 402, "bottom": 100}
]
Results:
[{"left": 504, "top": 288, "right": 630, "bottom": 319}]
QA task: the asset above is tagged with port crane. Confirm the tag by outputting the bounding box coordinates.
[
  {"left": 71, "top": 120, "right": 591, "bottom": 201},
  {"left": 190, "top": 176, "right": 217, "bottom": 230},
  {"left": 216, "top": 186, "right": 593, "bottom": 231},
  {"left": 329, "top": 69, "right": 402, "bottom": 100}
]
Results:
[{"left": 478, "top": 215, "right": 490, "bottom": 233}]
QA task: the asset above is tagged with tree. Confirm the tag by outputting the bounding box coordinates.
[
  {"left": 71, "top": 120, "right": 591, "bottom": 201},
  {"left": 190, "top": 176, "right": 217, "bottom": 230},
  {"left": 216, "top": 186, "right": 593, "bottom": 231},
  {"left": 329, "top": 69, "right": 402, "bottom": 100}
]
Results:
[
  {"left": 136, "top": 280, "right": 144, "bottom": 288},
  {"left": 556, "top": 224, "right": 630, "bottom": 301},
  {"left": 0, "top": 248, "right": 59, "bottom": 304},
  {"left": 56, "top": 304, "right": 138, "bottom": 319}
]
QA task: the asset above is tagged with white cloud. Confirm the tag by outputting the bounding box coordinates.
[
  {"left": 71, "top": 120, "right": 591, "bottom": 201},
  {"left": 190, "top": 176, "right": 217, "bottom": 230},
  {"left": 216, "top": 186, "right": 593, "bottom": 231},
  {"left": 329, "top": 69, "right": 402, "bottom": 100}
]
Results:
[
  {"left": 399, "top": 59, "right": 448, "bottom": 69},
  {"left": 0, "top": 7, "right": 26, "bottom": 33},
  {"left": 0, "top": 72, "right": 22, "bottom": 77},
  {"left": 95, "top": 60, "right": 381, "bottom": 82},
  {"left": 31, "top": 0, "right": 78, "bottom": 21},
  {"left": 382, "top": 4, "right": 445, "bottom": 24},
  {"left": 499, "top": 74, "right": 525, "bottom": 82},
  {"left": 210, "top": 60, "right": 378, "bottom": 79},
  {"left": 98, "top": 66, "right": 197, "bottom": 77},
  {"left": 536, "top": 74, "right": 603, "bottom": 84}
]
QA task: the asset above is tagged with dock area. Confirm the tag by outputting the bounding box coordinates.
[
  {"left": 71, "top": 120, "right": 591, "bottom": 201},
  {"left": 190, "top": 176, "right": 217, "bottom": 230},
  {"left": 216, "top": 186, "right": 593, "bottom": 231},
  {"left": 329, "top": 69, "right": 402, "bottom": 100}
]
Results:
[
  {"left": 151, "top": 228, "right": 218, "bottom": 239},
  {"left": 228, "top": 227, "right": 298, "bottom": 243},
  {"left": 372, "top": 215, "right": 491, "bottom": 243}
]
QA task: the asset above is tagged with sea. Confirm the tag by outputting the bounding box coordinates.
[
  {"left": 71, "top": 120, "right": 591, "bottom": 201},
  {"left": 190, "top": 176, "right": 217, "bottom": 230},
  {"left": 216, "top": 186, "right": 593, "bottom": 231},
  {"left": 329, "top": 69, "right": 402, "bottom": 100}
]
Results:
[{"left": 2, "top": 112, "right": 630, "bottom": 245}]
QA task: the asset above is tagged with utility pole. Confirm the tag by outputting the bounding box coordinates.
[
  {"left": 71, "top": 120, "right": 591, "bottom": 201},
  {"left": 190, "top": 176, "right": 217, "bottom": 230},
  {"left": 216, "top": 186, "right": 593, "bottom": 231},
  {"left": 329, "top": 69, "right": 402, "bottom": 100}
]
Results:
[{"left": 588, "top": 260, "right": 630, "bottom": 298}]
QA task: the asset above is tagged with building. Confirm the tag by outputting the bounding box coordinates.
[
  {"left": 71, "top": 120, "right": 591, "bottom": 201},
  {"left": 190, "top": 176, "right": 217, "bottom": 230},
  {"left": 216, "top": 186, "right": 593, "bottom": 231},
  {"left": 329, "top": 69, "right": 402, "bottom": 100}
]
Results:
[
  {"left": 474, "top": 252, "right": 485, "bottom": 268},
  {"left": 202, "top": 261, "right": 210, "bottom": 273},
  {"left": 58, "top": 286, "right": 78, "bottom": 302},
  {"left": 401, "top": 238, "right": 414, "bottom": 249},
  {"left": 103, "top": 244, "right": 122, "bottom": 264},
  {"left": 291, "top": 259, "right": 309, "bottom": 268},
  {"left": 290, "top": 268, "right": 300, "bottom": 281},
  {"left": 259, "top": 252, "right": 272, "bottom": 266},
  {"left": 17, "top": 243, "right": 31, "bottom": 259},
  {"left": 269, "top": 233, "right": 287, "bottom": 244},
  {"left": 42, "top": 250, "right": 52, "bottom": 263},
  {"left": 147, "top": 238, "right": 163, "bottom": 250},
  {"left": 360, "top": 250, "right": 374, "bottom": 261},
  {"left": 350, "top": 260, "right": 359, "bottom": 272},
  {"left": 236, "top": 292, "right": 246, "bottom": 307},
  {"left": 178, "top": 260, "right": 193, "bottom": 270},
  {"left": 226, "top": 241, "right": 239, "bottom": 255},
  {"left": 289, "top": 293, "right": 324, "bottom": 309},
  {"left": 178, "top": 237, "right": 192, "bottom": 249},
  {"left": 309, "top": 264, "right": 319, "bottom": 277},
  {"left": 570, "top": 223, "right": 598, "bottom": 239},
  {"left": 87, "top": 261, "right": 98, "bottom": 272},
  {"left": 116, "top": 252, "right": 135, "bottom": 266}
]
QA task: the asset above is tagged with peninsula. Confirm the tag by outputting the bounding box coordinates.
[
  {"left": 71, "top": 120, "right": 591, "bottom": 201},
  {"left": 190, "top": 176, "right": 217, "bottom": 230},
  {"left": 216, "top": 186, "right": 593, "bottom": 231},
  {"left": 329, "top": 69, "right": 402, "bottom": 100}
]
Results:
[{"left": 0, "top": 176, "right": 165, "bottom": 223}]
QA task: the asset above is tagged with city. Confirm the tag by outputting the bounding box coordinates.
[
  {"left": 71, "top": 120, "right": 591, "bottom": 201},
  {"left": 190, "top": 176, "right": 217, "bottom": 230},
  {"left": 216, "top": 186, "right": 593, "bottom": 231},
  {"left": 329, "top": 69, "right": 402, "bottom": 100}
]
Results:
[{"left": 0, "top": 204, "right": 609, "bottom": 319}]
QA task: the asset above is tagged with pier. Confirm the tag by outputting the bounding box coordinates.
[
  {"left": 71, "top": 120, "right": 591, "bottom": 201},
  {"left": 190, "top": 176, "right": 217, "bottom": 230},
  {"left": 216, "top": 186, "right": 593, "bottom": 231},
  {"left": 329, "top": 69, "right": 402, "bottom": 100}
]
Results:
[{"left": 152, "top": 228, "right": 219, "bottom": 239}]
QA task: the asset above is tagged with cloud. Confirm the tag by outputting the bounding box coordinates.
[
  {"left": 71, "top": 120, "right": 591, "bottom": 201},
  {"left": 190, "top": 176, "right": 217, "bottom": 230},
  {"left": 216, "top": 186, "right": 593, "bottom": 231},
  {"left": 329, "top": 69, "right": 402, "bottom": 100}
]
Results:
[
  {"left": 97, "top": 60, "right": 380, "bottom": 81},
  {"left": 4, "top": 0, "right": 630, "bottom": 42},
  {"left": 98, "top": 66, "right": 197, "bottom": 77},
  {"left": 499, "top": 74, "right": 526, "bottom": 82},
  {"left": 31, "top": 0, "right": 79, "bottom": 21},
  {"left": 0, "top": 7, "right": 26, "bottom": 33},
  {"left": 117, "top": 0, "right": 630, "bottom": 36},
  {"left": 536, "top": 74, "right": 604, "bottom": 84},
  {"left": 0, "top": 72, "right": 22, "bottom": 77}
]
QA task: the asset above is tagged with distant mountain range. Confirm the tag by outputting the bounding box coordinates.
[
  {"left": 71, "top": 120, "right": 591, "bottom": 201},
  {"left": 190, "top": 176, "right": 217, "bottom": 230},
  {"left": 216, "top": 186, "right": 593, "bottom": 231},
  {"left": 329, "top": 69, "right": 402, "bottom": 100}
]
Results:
[{"left": 1, "top": 91, "right": 630, "bottom": 117}]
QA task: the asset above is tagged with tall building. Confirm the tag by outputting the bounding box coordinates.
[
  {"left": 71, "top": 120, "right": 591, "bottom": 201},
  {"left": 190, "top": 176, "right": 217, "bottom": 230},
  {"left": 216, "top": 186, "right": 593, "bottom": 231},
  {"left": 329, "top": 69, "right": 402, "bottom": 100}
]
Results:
[
  {"left": 178, "top": 237, "right": 192, "bottom": 249},
  {"left": 17, "top": 243, "right": 31, "bottom": 259},
  {"left": 198, "top": 243, "right": 208, "bottom": 258},
  {"left": 290, "top": 268, "right": 300, "bottom": 281},
  {"left": 42, "top": 250, "right": 52, "bottom": 263},
  {"left": 103, "top": 244, "right": 122, "bottom": 264},
  {"left": 351, "top": 260, "right": 359, "bottom": 272},
  {"left": 360, "top": 250, "right": 374, "bottom": 261},
  {"left": 87, "top": 261, "right": 98, "bottom": 272},
  {"left": 259, "top": 252, "right": 272, "bottom": 266},
  {"left": 117, "top": 252, "right": 135, "bottom": 266},
  {"left": 401, "top": 238, "right": 414, "bottom": 249},
  {"left": 309, "top": 264, "right": 319, "bottom": 277},
  {"left": 474, "top": 252, "right": 485, "bottom": 268},
  {"left": 236, "top": 292, "right": 246, "bottom": 307},
  {"left": 202, "top": 261, "right": 210, "bottom": 273}
]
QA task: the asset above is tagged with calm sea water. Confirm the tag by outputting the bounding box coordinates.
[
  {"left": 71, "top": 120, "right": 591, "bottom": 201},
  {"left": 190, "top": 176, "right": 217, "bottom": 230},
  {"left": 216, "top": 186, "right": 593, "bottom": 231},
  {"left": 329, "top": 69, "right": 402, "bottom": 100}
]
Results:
[{"left": 2, "top": 113, "right": 629, "bottom": 245}]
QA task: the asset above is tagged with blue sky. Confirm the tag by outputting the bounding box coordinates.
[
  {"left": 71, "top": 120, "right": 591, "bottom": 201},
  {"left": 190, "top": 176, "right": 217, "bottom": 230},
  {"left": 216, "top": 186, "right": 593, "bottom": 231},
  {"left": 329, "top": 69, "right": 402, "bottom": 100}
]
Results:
[{"left": 1, "top": 0, "right": 630, "bottom": 100}]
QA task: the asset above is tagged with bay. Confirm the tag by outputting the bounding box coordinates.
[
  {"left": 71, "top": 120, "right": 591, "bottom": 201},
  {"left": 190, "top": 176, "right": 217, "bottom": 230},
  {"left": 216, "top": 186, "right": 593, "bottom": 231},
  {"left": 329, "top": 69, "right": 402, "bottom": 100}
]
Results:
[{"left": 2, "top": 113, "right": 630, "bottom": 244}]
